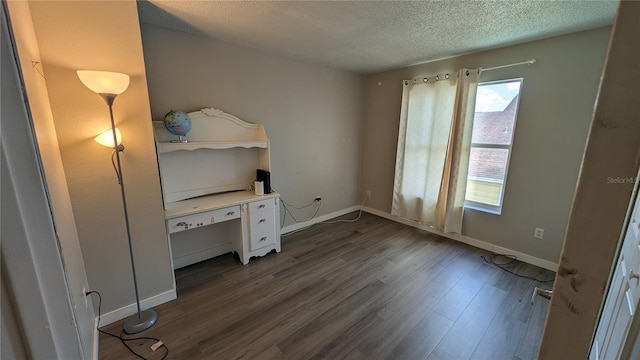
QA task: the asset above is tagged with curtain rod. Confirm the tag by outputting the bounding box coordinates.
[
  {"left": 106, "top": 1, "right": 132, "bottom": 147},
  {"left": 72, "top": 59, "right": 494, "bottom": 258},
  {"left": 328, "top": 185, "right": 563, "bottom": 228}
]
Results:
[
  {"left": 404, "top": 58, "right": 536, "bottom": 85},
  {"left": 481, "top": 59, "right": 536, "bottom": 72}
]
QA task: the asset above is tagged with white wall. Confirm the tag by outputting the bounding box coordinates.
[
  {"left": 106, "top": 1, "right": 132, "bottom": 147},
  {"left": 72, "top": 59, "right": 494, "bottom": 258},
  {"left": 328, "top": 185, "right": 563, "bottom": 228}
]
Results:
[
  {"left": 361, "top": 27, "right": 611, "bottom": 264},
  {"left": 140, "top": 23, "right": 364, "bottom": 228}
]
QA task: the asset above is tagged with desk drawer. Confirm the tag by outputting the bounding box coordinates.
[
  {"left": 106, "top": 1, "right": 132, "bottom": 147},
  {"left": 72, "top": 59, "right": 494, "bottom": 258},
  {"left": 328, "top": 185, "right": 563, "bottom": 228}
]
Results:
[
  {"left": 249, "top": 198, "right": 275, "bottom": 213},
  {"left": 167, "top": 205, "right": 240, "bottom": 234},
  {"left": 249, "top": 210, "right": 275, "bottom": 233},
  {"left": 250, "top": 228, "right": 277, "bottom": 251}
]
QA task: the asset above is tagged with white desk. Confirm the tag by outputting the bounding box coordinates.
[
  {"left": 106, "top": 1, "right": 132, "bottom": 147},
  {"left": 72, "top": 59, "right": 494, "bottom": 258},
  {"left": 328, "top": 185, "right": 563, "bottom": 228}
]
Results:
[
  {"left": 154, "top": 107, "right": 281, "bottom": 269},
  {"left": 165, "top": 191, "right": 281, "bottom": 266}
]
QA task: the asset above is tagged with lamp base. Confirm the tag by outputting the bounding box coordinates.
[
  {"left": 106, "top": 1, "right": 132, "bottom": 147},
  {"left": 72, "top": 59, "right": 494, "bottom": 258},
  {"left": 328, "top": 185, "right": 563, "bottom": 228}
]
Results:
[{"left": 123, "top": 309, "right": 158, "bottom": 334}]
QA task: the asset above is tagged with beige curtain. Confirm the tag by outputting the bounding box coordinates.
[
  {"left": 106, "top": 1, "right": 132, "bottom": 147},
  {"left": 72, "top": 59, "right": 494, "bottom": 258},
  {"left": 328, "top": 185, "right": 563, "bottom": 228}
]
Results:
[{"left": 392, "top": 68, "right": 480, "bottom": 233}]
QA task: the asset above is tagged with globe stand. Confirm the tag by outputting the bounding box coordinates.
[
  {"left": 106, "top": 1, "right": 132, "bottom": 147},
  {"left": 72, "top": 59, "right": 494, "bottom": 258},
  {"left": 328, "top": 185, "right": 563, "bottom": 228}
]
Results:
[{"left": 170, "top": 135, "right": 188, "bottom": 143}]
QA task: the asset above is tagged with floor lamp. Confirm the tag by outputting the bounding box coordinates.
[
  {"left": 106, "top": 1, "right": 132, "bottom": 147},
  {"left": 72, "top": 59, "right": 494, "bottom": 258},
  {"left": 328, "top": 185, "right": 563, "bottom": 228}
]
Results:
[{"left": 78, "top": 70, "right": 158, "bottom": 334}]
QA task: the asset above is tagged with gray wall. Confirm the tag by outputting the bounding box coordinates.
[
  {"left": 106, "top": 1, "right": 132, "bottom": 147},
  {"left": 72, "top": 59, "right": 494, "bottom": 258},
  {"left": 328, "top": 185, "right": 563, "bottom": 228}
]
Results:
[
  {"left": 361, "top": 27, "right": 611, "bottom": 263},
  {"left": 140, "top": 23, "right": 364, "bottom": 226},
  {"left": 28, "top": 1, "right": 174, "bottom": 314},
  {"left": 2, "top": 3, "right": 85, "bottom": 355},
  {"left": 7, "top": 0, "right": 94, "bottom": 354}
]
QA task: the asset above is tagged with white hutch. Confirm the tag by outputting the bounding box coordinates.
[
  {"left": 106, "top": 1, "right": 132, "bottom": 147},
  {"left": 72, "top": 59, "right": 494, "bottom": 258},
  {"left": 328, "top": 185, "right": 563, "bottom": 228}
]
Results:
[{"left": 153, "top": 107, "right": 281, "bottom": 269}]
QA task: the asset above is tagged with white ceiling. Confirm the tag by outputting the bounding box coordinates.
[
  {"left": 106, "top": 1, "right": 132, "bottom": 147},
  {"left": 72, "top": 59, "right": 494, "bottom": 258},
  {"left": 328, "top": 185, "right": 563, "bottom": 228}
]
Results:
[{"left": 137, "top": 1, "right": 618, "bottom": 74}]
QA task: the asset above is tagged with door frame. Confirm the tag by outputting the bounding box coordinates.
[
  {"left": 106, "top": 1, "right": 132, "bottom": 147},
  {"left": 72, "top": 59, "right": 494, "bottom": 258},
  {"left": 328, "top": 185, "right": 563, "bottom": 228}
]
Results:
[{"left": 539, "top": 1, "right": 640, "bottom": 358}]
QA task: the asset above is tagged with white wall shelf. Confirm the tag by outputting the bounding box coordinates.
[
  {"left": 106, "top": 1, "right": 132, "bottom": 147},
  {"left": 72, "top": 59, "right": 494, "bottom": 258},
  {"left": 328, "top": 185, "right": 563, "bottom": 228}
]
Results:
[{"left": 156, "top": 140, "right": 268, "bottom": 153}]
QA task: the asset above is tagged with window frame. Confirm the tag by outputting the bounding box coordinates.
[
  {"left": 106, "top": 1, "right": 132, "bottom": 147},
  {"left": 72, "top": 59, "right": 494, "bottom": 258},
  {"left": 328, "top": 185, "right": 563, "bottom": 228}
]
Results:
[{"left": 464, "top": 78, "right": 523, "bottom": 215}]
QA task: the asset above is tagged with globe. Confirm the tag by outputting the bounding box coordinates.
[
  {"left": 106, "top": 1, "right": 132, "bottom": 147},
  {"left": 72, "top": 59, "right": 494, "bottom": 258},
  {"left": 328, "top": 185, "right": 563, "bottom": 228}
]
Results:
[{"left": 164, "top": 110, "right": 192, "bottom": 142}]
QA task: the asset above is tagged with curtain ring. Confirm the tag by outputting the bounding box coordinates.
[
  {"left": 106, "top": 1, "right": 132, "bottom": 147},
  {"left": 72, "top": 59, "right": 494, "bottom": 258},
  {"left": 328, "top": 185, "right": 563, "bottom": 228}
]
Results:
[
  {"left": 435, "top": 75, "right": 440, "bottom": 80},
  {"left": 466, "top": 70, "right": 470, "bottom": 76},
  {"left": 445, "top": 73, "right": 450, "bottom": 79},
  {"left": 404, "top": 80, "right": 409, "bottom": 85},
  {"left": 423, "top": 78, "right": 428, "bottom": 83},
  {"left": 413, "top": 79, "right": 417, "bottom": 84}
]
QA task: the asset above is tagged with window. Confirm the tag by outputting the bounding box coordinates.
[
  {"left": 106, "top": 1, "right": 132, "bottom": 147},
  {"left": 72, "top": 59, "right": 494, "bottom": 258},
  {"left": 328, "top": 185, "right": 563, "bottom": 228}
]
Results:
[{"left": 465, "top": 79, "right": 523, "bottom": 214}]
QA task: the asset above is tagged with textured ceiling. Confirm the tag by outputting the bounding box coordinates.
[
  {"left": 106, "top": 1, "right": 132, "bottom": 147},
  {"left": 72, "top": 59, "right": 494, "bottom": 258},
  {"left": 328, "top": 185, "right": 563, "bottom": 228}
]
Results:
[{"left": 137, "top": 1, "right": 618, "bottom": 74}]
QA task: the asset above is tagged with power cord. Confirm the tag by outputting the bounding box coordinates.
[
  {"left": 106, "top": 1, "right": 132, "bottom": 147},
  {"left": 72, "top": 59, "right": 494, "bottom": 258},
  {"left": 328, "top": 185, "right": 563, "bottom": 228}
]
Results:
[
  {"left": 273, "top": 186, "right": 322, "bottom": 229},
  {"left": 480, "top": 254, "right": 555, "bottom": 282},
  {"left": 278, "top": 196, "right": 322, "bottom": 237},
  {"left": 85, "top": 291, "right": 168, "bottom": 360},
  {"left": 111, "top": 150, "right": 121, "bottom": 184},
  {"left": 281, "top": 198, "right": 321, "bottom": 225},
  {"left": 281, "top": 193, "right": 370, "bottom": 237},
  {"left": 320, "top": 193, "right": 369, "bottom": 224}
]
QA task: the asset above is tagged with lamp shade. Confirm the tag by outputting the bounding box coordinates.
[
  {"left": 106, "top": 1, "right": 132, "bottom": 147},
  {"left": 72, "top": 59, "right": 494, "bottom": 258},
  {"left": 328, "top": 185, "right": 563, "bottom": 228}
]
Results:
[
  {"left": 95, "top": 128, "right": 122, "bottom": 148},
  {"left": 77, "top": 70, "right": 130, "bottom": 95}
]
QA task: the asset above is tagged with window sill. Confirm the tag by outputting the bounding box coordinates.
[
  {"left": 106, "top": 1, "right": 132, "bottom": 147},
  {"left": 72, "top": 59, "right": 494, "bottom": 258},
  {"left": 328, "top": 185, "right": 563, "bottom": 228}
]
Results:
[{"left": 464, "top": 203, "right": 502, "bottom": 215}]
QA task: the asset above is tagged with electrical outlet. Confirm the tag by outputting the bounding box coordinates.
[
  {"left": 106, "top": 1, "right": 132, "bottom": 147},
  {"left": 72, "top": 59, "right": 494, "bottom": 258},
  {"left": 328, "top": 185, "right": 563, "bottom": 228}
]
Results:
[
  {"left": 366, "top": 190, "right": 372, "bottom": 198},
  {"left": 83, "top": 287, "right": 88, "bottom": 308},
  {"left": 315, "top": 196, "right": 322, "bottom": 202},
  {"left": 534, "top": 228, "right": 544, "bottom": 239}
]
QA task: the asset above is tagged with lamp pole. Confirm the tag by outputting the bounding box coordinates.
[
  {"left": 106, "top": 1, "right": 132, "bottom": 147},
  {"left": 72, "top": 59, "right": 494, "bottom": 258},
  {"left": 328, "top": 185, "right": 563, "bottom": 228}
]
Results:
[
  {"left": 102, "top": 95, "right": 157, "bottom": 334},
  {"left": 78, "top": 70, "right": 158, "bottom": 334}
]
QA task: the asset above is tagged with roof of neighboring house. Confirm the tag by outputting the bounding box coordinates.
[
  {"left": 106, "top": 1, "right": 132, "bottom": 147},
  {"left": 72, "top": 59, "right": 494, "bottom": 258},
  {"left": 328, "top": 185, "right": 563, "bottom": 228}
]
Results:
[
  {"left": 471, "top": 95, "right": 518, "bottom": 144},
  {"left": 467, "top": 95, "right": 519, "bottom": 181}
]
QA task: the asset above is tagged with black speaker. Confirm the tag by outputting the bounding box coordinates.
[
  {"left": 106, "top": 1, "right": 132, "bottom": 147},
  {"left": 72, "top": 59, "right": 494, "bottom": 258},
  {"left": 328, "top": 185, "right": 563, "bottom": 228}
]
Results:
[{"left": 256, "top": 169, "right": 272, "bottom": 194}]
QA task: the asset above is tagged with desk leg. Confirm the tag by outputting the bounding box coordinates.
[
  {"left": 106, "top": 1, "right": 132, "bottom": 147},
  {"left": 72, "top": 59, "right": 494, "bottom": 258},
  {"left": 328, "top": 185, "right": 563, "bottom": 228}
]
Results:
[
  {"left": 274, "top": 197, "right": 282, "bottom": 253},
  {"left": 165, "top": 223, "right": 178, "bottom": 292},
  {"left": 238, "top": 204, "right": 250, "bottom": 265}
]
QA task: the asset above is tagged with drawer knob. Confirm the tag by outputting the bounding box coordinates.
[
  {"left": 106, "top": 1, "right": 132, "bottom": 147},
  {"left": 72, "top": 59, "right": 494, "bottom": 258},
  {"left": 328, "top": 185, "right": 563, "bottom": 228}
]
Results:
[
  {"left": 259, "top": 219, "right": 267, "bottom": 223},
  {"left": 260, "top": 236, "right": 267, "bottom": 242},
  {"left": 226, "top": 211, "right": 235, "bottom": 216},
  {"left": 258, "top": 204, "right": 266, "bottom": 209}
]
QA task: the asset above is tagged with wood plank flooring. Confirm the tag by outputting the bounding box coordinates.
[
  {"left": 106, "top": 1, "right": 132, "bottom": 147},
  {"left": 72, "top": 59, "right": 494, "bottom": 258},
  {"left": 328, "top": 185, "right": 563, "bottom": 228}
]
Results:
[{"left": 98, "top": 212, "right": 554, "bottom": 360}]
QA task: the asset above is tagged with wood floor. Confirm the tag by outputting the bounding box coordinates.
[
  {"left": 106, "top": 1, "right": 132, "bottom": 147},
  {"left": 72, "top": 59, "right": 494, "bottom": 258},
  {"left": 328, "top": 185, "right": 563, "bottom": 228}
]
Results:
[{"left": 99, "top": 212, "right": 555, "bottom": 360}]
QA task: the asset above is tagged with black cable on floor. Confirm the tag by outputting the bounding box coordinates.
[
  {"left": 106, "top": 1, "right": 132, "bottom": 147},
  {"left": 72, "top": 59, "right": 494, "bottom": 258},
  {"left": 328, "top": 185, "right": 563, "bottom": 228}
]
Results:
[
  {"left": 481, "top": 254, "right": 555, "bottom": 283},
  {"left": 86, "top": 291, "right": 168, "bottom": 360}
]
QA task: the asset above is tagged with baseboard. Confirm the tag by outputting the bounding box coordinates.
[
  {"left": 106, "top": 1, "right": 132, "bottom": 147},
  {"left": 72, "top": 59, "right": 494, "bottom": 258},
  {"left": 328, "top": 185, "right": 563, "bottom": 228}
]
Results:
[
  {"left": 281, "top": 205, "right": 361, "bottom": 235},
  {"left": 92, "top": 316, "right": 99, "bottom": 360},
  {"left": 362, "top": 206, "right": 558, "bottom": 272},
  {"left": 97, "top": 288, "right": 177, "bottom": 327}
]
